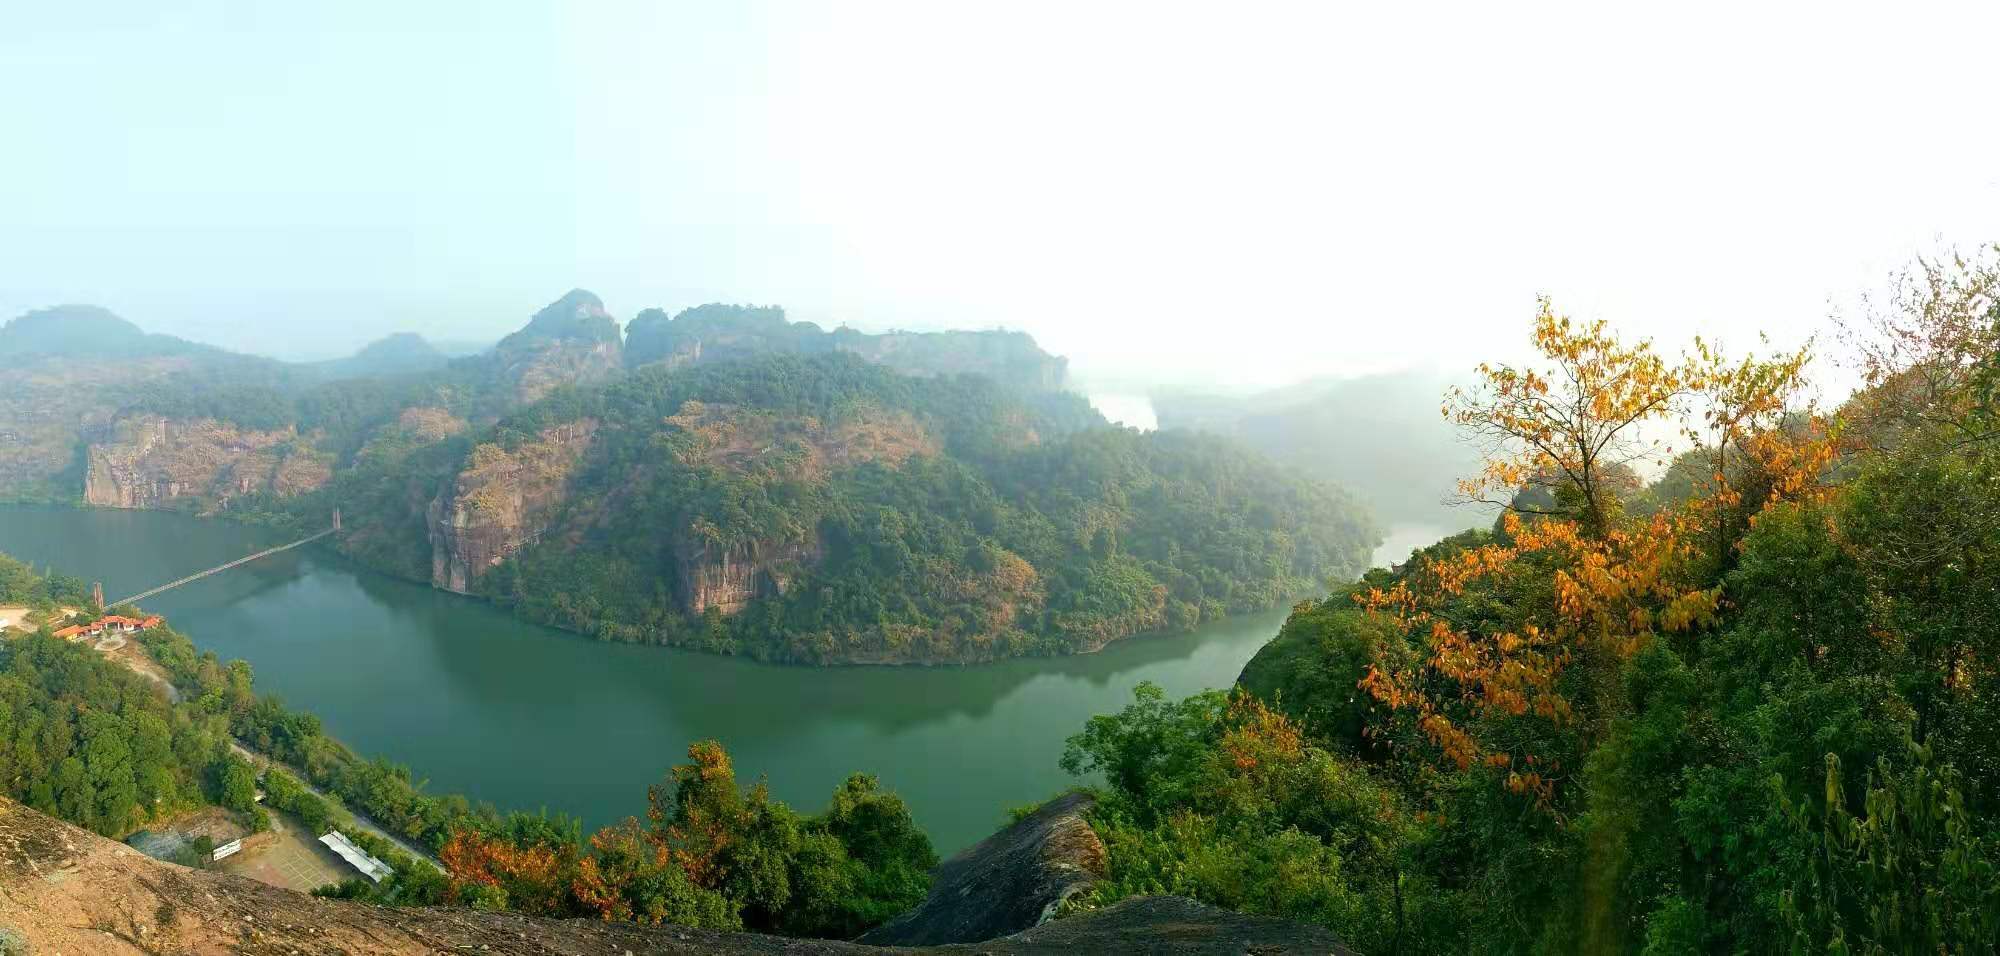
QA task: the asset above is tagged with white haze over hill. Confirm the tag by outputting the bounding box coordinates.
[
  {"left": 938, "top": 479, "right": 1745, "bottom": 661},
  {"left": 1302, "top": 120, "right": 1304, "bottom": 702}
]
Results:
[
  {"left": 3, "top": 2, "right": 1997, "bottom": 392},
  {"left": 1084, "top": 394, "right": 1160, "bottom": 432}
]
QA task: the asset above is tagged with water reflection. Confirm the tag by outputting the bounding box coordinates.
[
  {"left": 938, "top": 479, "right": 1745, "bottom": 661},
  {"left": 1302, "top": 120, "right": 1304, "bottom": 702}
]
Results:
[{"left": 0, "top": 505, "right": 1286, "bottom": 851}]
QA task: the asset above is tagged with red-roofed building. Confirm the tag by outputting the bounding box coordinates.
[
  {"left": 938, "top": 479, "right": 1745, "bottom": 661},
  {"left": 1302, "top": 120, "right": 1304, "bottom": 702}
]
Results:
[{"left": 88, "top": 615, "right": 162, "bottom": 634}]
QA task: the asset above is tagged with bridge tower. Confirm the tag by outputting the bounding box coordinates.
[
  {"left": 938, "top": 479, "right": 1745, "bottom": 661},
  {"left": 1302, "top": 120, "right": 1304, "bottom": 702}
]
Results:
[
  {"left": 92, "top": 581, "right": 104, "bottom": 612},
  {"left": 333, "top": 507, "right": 342, "bottom": 533}
]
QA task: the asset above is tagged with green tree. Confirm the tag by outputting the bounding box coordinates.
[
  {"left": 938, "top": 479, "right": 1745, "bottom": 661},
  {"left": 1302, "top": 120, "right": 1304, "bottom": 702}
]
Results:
[
  {"left": 217, "top": 755, "right": 259, "bottom": 815},
  {"left": 1781, "top": 746, "right": 2000, "bottom": 954}
]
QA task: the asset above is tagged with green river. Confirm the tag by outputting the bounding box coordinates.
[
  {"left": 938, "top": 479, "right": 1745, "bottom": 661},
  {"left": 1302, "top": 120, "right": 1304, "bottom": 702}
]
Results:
[{"left": 0, "top": 505, "right": 1294, "bottom": 853}]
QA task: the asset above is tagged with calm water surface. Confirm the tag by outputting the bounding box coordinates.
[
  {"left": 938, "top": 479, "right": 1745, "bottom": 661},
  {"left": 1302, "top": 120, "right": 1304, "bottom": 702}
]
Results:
[{"left": 0, "top": 505, "right": 1290, "bottom": 852}]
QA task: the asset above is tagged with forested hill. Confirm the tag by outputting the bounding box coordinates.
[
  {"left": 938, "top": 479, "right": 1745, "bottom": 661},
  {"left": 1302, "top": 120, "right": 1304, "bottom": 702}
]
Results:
[
  {"left": 625, "top": 302, "right": 1069, "bottom": 392},
  {"left": 0, "top": 304, "right": 229, "bottom": 360},
  {"left": 0, "top": 291, "right": 1379, "bottom": 665},
  {"left": 313, "top": 352, "right": 1379, "bottom": 664},
  {"left": 1065, "top": 258, "right": 2000, "bottom": 953},
  {"left": 0, "top": 292, "right": 1076, "bottom": 508}
]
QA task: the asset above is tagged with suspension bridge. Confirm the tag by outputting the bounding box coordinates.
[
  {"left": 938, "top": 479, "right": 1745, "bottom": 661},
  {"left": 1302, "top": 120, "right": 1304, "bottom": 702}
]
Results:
[{"left": 102, "top": 510, "right": 340, "bottom": 609}]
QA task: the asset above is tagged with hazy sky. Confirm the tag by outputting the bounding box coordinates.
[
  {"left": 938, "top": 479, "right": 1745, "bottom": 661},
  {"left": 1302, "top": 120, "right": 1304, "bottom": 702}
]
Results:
[{"left": 4, "top": 2, "right": 1997, "bottom": 389}]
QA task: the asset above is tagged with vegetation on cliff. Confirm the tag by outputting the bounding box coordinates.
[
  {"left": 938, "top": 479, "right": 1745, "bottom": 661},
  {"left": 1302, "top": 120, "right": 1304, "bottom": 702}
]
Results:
[
  {"left": 624, "top": 302, "right": 1068, "bottom": 392},
  {"left": 361, "top": 352, "right": 1377, "bottom": 663},
  {"left": 1064, "top": 250, "right": 2000, "bottom": 954},
  {"left": 2, "top": 293, "right": 1345, "bottom": 667}
]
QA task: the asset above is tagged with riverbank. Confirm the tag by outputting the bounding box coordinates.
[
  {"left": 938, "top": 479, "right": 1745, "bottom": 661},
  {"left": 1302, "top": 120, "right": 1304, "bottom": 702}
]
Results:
[
  {"left": 56, "top": 595, "right": 442, "bottom": 868},
  {"left": 0, "top": 504, "right": 1295, "bottom": 853}
]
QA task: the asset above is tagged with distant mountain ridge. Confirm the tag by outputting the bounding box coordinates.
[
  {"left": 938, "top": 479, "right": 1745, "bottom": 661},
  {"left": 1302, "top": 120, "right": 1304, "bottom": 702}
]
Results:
[
  {"left": 307, "top": 332, "right": 449, "bottom": 380},
  {"left": 0, "top": 291, "right": 1377, "bottom": 665},
  {"left": 0, "top": 305, "right": 225, "bottom": 360},
  {"left": 625, "top": 303, "right": 1068, "bottom": 393},
  {"left": 1153, "top": 370, "right": 1487, "bottom": 532}
]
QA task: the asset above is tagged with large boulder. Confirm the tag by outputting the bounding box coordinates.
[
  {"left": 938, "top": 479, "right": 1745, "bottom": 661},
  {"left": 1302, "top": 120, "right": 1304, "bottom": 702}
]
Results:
[{"left": 860, "top": 791, "right": 1107, "bottom": 946}]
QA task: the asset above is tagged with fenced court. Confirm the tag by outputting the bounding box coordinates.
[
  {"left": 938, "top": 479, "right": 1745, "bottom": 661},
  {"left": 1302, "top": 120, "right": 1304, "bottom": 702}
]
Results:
[{"left": 219, "top": 819, "right": 347, "bottom": 893}]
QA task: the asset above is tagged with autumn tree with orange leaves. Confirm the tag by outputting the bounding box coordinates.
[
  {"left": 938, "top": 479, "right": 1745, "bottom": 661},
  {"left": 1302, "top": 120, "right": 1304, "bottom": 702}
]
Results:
[
  {"left": 1360, "top": 300, "right": 1825, "bottom": 805},
  {"left": 435, "top": 740, "right": 933, "bottom": 936},
  {"left": 1446, "top": 298, "right": 1686, "bottom": 540},
  {"left": 439, "top": 825, "right": 576, "bottom": 914}
]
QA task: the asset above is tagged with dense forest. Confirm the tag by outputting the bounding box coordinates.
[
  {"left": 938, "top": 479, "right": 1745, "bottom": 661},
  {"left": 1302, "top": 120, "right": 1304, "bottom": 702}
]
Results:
[
  {"left": 253, "top": 246, "right": 2000, "bottom": 952},
  {"left": 6, "top": 249, "right": 1999, "bottom": 951},
  {"left": 625, "top": 302, "right": 1069, "bottom": 392},
  {"left": 3, "top": 293, "right": 1371, "bottom": 664},
  {"left": 15, "top": 249, "right": 1999, "bottom": 951},
  {"left": 1055, "top": 251, "right": 2000, "bottom": 953},
  {"left": 0, "top": 555, "right": 445, "bottom": 867},
  {"left": 310, "top": 351, "right": 1378, "bottom": 664}
]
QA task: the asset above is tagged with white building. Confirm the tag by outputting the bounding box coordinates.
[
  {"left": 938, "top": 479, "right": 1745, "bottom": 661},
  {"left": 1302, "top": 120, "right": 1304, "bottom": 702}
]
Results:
[{"left": 319, "top": 830, "right": 393, "bottom": 883}]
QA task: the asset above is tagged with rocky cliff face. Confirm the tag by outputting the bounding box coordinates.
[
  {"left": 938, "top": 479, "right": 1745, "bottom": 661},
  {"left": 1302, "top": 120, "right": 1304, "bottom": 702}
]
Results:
[
  {"left": 0, "top": 796, "right": 1347, "bottom": 955},
  {"left": 0, "top": 355, "right": 211, "bottom": 501},
  {"left": 676, "top": 536, "right": 825, "bottom": 616},
  {"left": 657, "top": 400, "right": 945, "bottom": 617},
  {"left": 493, "top": 289, "right": 625, "bottom": 404},
  {"left": 83, "top": 414, "right": 331, "bottom": 511},
  {"left": 428, "top": 420, "right": 596, "bottom": 593}
]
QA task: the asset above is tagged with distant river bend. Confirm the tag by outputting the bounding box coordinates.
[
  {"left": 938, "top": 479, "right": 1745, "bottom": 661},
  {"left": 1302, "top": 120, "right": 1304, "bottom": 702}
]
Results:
[{"left": 0, "top": 505, "right": 1291, "bottom": 853}]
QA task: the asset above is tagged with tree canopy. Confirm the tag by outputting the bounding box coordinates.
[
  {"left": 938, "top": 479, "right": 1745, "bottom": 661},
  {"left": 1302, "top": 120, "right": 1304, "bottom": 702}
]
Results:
[{"left": 1072, "top": 249, "right": 2000, "bottom": 954}]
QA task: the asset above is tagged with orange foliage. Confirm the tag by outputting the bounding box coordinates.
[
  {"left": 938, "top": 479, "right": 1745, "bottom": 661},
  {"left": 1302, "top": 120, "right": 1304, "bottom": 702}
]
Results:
[
  {"left": 1448, "top": 298, "right": 1683, "bottom": 537},
  {"left": 1219, "top": 692, "right": 1305, "bottom": 773},
  {"left": 445, "top": 739, "right": 755, "bottom": 921},
  {"left": 570, "top": 819, "right": 681, "bottom": 923},
  {"left": 1363, "top": 302, "right": 1826, "bottom": 809},
  {"left": 655, "top": 739, "right": 743, "bottom": 890},
  {"left": 440, "top": 828, "right": 571, "bottom": 914},
  {"left": 1682, "top": 336, "right": 1839, "bottom": 536}
]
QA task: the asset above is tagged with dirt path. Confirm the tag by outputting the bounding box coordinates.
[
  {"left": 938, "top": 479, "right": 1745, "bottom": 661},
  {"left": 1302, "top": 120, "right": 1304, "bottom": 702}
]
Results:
[
  {"left": 103, "top": 637, "right": 182, "bottom": 702},
  {"left": 225, "top": 740, "right": 442, "bottom": 869}
]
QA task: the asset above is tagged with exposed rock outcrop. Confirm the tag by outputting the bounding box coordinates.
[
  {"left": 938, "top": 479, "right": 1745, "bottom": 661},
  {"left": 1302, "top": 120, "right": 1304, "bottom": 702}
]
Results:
[
  {"left": 677, "top": 536, "right": 824, "bottom": 616},
  {"left": 659, "top": 399, "right": 941, "bottom": 616},
  {"left": 860, "top": 792, "right": 1109, "bottom": 946},
  {"left": 493, "top": 289, "right": 624, "bottom": 404},
  {"left": 428, "top": 420, "right": 596, "bottom": 592},
  {"left": 83, "top": 414, "right": 331, "bottom": 511},
  {"left": 356, "top": 405, "right": 466, "bottom": 462},
  {"left": 662, "top": 399, "right": 939, "bottom": 479},
  {"left": 0, "top": 796, "right": 1351, "bottom": 955}
]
